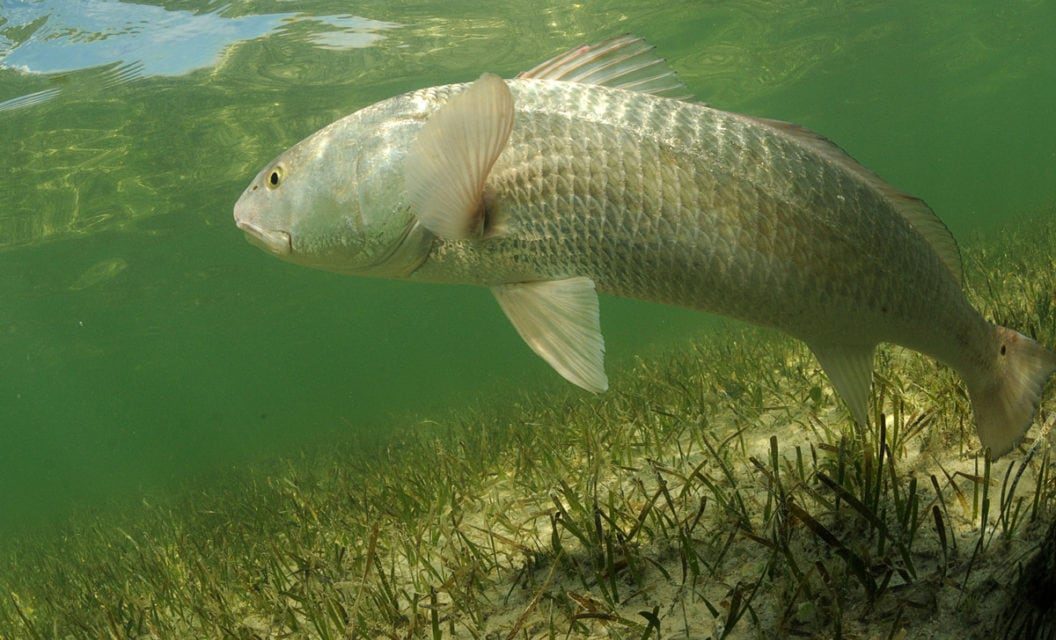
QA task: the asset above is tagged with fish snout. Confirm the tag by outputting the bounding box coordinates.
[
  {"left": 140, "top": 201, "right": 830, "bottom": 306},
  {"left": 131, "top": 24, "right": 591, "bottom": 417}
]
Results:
[{"left": 235, "top": 217, "right": 292, "bottom": 256}]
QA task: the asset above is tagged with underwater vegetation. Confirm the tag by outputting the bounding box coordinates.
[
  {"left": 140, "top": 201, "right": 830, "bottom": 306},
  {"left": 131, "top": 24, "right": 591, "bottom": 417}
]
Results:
[{"left": 1, "top": 211, "right": 1054, "bottom": 638}]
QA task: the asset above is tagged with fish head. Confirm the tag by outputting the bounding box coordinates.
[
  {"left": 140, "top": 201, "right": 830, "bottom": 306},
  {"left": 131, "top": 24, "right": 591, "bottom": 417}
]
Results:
[{"left": 233, "top": 103, "right": 433, "bottom": 278}]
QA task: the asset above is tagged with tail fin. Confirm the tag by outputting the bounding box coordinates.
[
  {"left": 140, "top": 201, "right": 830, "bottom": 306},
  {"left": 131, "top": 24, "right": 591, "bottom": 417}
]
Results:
[{"left": 967, "top": 326, "right": 1056, "bottom": 458}]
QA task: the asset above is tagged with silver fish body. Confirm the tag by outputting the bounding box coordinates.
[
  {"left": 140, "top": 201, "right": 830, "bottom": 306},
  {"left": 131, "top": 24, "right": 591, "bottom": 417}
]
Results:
[{"left": 409, "top": 79, "right": 977, "bottom": 364}]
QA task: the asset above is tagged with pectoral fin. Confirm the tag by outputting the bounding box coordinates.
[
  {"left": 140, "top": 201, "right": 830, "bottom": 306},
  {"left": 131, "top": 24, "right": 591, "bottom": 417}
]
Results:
[
  {"left": 809, "top": 342, "right": 876, "bottom": 426},
  {"left": 405, "top": 73, "right": 514, "bottom": 240},
  {"left": 493, "top": 277, "right": 608, "bottom": 393}
]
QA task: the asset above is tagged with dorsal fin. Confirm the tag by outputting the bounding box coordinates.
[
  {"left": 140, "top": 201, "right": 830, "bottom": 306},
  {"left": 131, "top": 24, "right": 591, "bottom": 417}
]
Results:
[
  {"left": 518, "top": 34, "right": 692, "bottom": 100},
  {"left": 745, "top": 115, "right": 964, "bottom": 286}
]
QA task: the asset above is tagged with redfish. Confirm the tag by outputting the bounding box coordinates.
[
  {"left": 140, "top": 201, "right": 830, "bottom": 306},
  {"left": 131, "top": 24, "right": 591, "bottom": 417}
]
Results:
[{"left": 234, "top": 36, "right": 1055, "bottom": 456}]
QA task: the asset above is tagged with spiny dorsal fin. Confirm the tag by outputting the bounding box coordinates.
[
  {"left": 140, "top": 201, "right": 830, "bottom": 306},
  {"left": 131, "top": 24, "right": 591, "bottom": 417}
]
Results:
[
  {"left": 746, "top": 115, "right": 963, "bottom": 286},
  {"left": 405, "top": 73, "right": 514, "bottom": 240},
  {"left": 518, "top": 34, "right": 692, "bottom": 100}
]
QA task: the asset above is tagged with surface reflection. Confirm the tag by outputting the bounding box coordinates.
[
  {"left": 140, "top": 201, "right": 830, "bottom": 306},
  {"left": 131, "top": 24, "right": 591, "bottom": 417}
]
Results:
[
  {"left": 0, "top": 0, "right": 395, "bottom": 111},
  {"left": 1, "top": 1, "right": 395, "bottom": 76}
]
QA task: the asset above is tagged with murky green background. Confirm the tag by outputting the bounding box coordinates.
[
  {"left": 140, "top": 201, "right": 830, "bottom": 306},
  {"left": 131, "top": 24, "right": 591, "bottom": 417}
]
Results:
[{"left": 1, "top": 0, "right": 1054, "bottom": 536}]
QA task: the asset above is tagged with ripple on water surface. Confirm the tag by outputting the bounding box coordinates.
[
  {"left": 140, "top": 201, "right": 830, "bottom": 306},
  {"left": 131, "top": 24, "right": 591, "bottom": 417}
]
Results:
[{"left": 0, "top": 0, "right": 397, "bottom": 247}]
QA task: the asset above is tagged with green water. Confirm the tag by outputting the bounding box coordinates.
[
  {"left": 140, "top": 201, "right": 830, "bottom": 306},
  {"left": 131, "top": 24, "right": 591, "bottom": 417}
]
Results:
[{"left": 0, "top": 0, "right": 1053, "bottom": 536}]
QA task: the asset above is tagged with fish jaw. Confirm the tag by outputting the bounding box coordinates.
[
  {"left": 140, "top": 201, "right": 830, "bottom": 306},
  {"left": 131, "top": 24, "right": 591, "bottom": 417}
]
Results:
[
  {"left": 235, "top": 216, "right": 292, "bottom": 256},
  {"left": 233, "top": 192, "right": 293, "bottom": 257}
]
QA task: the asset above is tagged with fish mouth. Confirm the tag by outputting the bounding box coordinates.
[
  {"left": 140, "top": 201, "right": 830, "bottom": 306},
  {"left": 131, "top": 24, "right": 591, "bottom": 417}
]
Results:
[{"left": 236, "top": 219, "right": 292, "bottom": 256}]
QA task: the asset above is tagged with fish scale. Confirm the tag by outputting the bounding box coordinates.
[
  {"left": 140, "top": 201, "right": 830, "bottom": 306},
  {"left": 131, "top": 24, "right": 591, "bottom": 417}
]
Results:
[{"left": 417, "top": 80, "right": 952, "bottom": 342}]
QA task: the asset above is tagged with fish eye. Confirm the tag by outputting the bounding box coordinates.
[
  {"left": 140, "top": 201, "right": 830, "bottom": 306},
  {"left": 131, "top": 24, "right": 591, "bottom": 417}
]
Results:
[{"left": 266, "top": 166, "right": 284, "bottom": 189}]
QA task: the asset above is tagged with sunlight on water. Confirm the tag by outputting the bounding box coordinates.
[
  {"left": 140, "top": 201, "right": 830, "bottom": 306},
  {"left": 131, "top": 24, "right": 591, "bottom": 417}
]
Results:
[
  {"left": 0, "top": 0, "right": 1054, "bottom": 535},
  {"left": 0, "top": 1, "right": 395, "bottom": 109}
]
